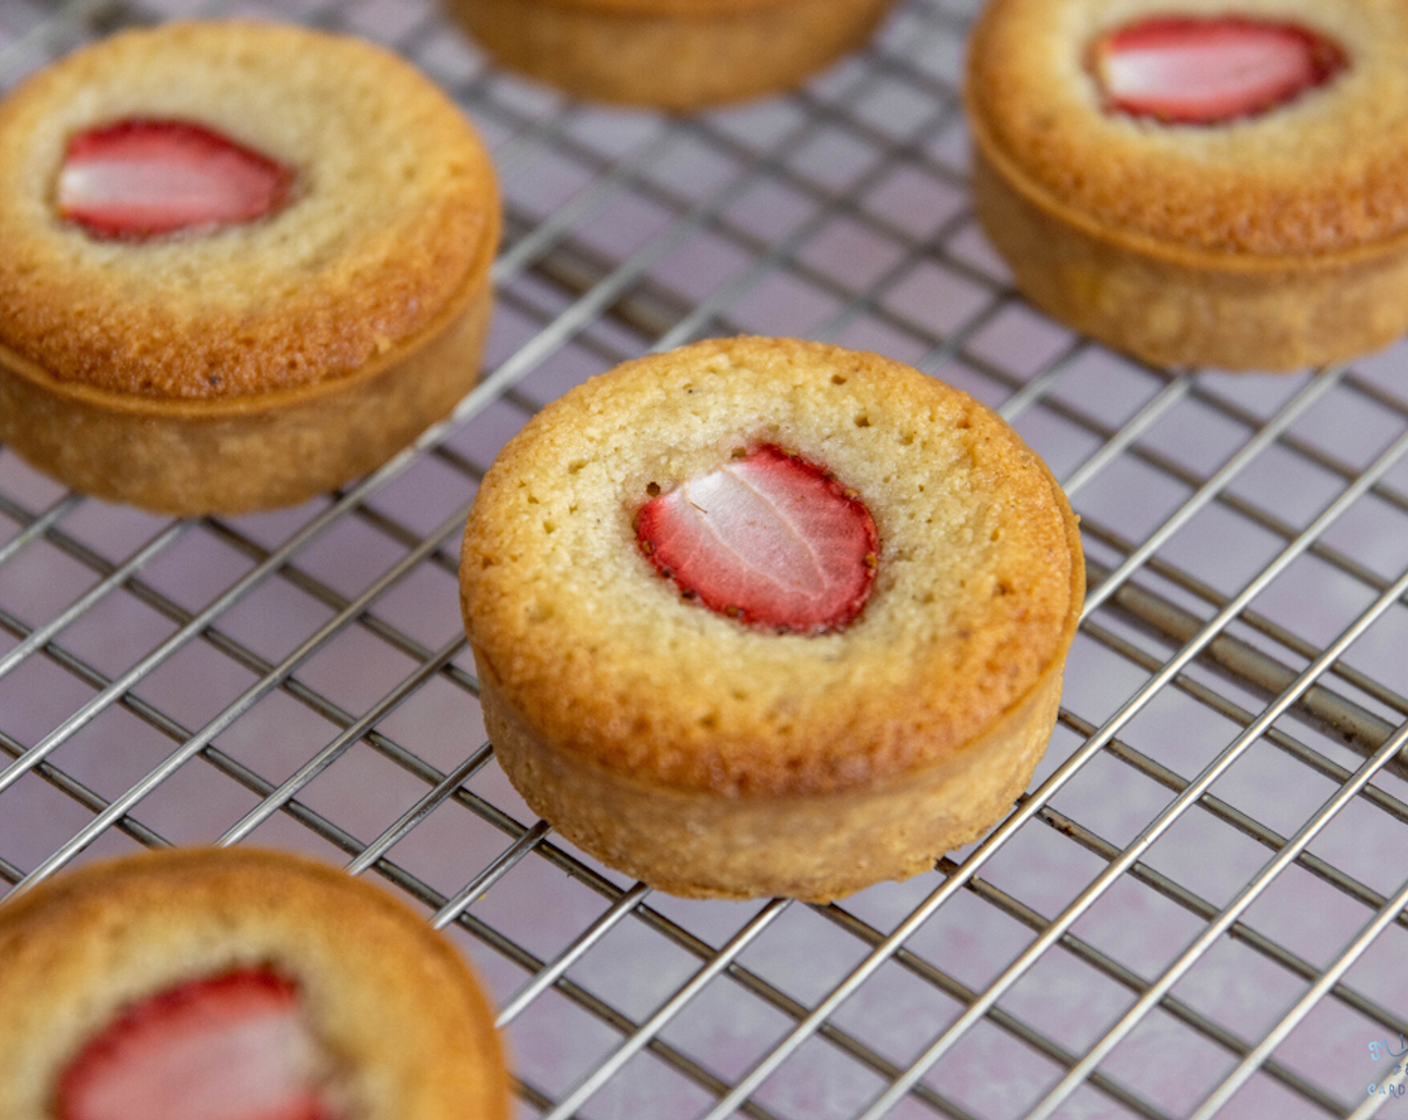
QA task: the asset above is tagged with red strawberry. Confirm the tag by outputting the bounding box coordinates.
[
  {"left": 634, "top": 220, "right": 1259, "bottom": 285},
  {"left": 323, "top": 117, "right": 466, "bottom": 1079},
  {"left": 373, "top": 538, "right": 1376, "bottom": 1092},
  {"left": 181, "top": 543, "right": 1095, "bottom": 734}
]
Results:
[
  {"left": 1091, "top": 16, "right": 1346, "bottom": 125},
  {"left": 57, "top": 968, "right": 333, "bottom": 1120},
  {"left": 57, "top": 119, "right": 292, "bottom": 240},
  {"left": 636, "top": 445, "right": 878, "bottom": 633}
]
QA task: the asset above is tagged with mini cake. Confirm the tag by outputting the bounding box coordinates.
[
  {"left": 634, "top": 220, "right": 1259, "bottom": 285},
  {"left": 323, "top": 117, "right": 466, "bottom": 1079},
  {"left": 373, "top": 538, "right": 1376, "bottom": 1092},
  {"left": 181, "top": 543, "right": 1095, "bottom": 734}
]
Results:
[
  {"left": 0, "top": 847, "right": 509, "bottom": 1120},
  {"left": 446, "top": 0, "right": 900, "bottom": 109},
  {"left": 965, "top": 0, "right": 1408, "bottom": 371},
  {"left": 0, "top": 21, "right": 500, "bottom": 515},
  {"left": 460, "top": 337, "right": 1084, "bottom": 902}
]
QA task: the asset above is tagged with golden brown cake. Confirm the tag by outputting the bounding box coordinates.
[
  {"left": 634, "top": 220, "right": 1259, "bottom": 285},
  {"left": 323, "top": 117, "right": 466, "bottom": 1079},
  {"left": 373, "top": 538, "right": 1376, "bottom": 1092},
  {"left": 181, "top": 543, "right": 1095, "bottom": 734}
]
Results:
[
  {"left": 0, "top": 847, "right": 509, "bottom": 1120},
  {"left": 965, "top": 0, "right": 1408, "bottom": 371},
  {"left": 0, "top": 21, "right": 500, "bottom": 515},
  {"left": 460, "top": 337, "right": 1084, "bottom": 902},
  {"left": 446, "top": 0, "right": 900, "bottom": 109}
]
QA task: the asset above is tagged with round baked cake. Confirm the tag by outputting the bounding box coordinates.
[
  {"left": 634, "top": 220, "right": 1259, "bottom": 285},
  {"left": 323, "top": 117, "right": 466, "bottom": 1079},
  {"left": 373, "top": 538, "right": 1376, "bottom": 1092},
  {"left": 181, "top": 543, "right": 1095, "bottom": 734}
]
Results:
[
  {"left": 965, "top": 0, "right": 1408, "bottom": 371},
  {"left": 0, "top": 847, "right": 509, "bottom": 1120},
  {"left": 0, "top": 20, "right": 500, "bottom": 514},
  {"left": 447, "top": 0, "right": 899, "bottom": 109},
  {"left": 460, "top": 337, "right": 1084, "bottom": 902}
]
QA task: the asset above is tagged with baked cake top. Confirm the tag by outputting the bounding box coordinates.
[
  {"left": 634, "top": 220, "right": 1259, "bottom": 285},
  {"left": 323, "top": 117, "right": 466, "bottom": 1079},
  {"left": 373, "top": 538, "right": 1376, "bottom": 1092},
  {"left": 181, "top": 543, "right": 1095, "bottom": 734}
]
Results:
[
  {"left": 0, "top": 848, "right": 508, "bottom": 1120},
  {"left": 0, "top": 21, "right": 499, "bottom": 400},
  {"left": 461, "top": 337, "right": 1083, "bottom": 798},
  {"left": 965, "top": 0, "right": 1408, "bottom": 256}
]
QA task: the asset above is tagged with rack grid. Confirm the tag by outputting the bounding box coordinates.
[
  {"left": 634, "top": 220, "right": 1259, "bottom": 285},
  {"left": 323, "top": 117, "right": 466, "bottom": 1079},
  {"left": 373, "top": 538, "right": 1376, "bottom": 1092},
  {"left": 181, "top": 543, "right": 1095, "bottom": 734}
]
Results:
[{"left": 3, "top": 0, "right": 1408, "bottom": 1117}]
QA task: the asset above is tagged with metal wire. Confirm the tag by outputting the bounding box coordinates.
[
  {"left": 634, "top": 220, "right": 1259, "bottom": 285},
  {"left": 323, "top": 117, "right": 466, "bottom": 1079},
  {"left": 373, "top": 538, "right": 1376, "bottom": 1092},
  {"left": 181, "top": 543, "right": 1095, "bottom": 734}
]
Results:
[{"left": 3, "top": 0, "right": 1408, "bottom": 1117}]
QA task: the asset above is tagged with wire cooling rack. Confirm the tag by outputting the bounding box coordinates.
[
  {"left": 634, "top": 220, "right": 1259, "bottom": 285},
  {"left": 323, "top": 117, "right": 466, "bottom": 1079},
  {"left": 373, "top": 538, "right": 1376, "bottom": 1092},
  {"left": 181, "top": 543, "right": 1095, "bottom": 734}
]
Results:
[{"left": 4, "top": 0, "right": 1408, "bottom": 1116}]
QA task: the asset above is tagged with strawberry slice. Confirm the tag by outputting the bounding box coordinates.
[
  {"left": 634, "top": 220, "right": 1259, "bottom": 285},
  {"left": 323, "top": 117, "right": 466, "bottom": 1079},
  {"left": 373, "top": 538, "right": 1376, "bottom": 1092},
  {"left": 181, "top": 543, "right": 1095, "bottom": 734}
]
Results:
[
  {"left": 57, "top": 119, "right": 292, "bottom": 240},
  {"left": 636, "top": 445, "right": 878, "bottom": 633},
  {"left": 1091, "top": 16, "right": 1346, "bottom": 125},
  {"left": 57, "top": 968, "right": 333, "bottom": 1120}
]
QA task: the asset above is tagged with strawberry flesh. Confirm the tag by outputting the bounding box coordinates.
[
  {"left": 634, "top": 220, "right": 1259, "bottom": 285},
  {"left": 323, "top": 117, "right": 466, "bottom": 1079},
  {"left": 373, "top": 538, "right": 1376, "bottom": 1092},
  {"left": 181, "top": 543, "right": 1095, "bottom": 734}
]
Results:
[
  {"left": 1091, "top": 16, "right": 1346, "bottom": 125},
  {"left": 636, "top": 445, "right": 878, "bottom": 633},
  {"left": 58, "top": 119, "right": 292, "bottom": 240},
  {"left": 57, "top": 968, "right": 334, "bottom": 1120}
]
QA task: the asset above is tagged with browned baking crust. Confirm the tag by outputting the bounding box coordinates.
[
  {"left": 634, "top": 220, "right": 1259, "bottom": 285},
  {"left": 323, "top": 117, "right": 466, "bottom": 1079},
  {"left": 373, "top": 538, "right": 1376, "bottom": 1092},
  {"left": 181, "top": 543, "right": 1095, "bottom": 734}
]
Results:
[
  {"left": 969, "top": 145, "right": 1408, "bottom": 371},
  {"left": 460, "top": 337, "right": 1084, "bottom": 900},
  {"left": 481, "top": 642, "right": 1070, "bottom": 901},
  {"left": 965, "top": 0, "right": 1408, "bottom": 370},
  {"left": 0, "top": 848, "right": 509, "bottom": 1120},
  {"left": 0, "top": 261, "right": 493, "bottom": 515},
  {"left": 447, "top": 0, "right": 898, "bottom": 109}
]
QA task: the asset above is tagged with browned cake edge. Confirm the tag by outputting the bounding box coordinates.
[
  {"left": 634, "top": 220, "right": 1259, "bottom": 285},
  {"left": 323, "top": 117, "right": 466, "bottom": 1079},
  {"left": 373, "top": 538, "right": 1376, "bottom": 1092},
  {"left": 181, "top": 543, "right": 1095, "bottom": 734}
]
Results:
[
  {"left": 449, "top": 0, "right": 898, "bottom": 109},
  {"left": 0, "top": 263, "right": 494, "bottom": 514}
]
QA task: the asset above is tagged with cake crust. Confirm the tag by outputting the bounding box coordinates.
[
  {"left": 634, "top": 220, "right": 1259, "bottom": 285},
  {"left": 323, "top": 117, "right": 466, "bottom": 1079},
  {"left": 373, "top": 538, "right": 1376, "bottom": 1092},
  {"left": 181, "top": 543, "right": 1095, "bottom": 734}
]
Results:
[
  {"left": 480, "top": 645, "right": 1069, "bottom": 900},
  {"left": 0, "top": 848, "right": 509, "bottom": 1120},
  {"left": 498, "top": 0, "right": 848, "bottom": 11},
  {"left": 448, "top": 0, "right": 897, "bottom": 109},
  {"left": 0, "top": 267, "right": 492, "bottom": 514}
]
